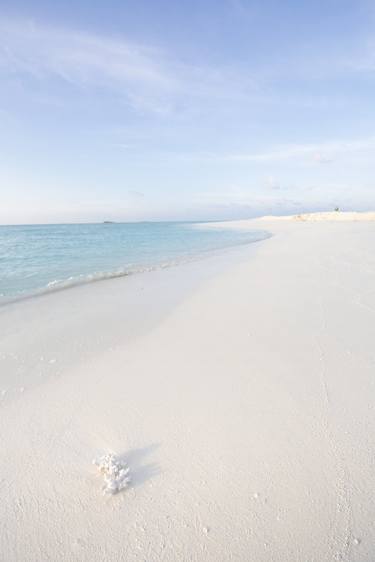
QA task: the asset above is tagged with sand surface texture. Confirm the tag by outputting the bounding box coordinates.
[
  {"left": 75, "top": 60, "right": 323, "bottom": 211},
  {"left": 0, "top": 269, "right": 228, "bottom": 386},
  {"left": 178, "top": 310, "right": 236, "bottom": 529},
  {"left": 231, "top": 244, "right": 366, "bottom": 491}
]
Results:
[{"left": 1, "top": 219, "right": 375, "bottom": 561}]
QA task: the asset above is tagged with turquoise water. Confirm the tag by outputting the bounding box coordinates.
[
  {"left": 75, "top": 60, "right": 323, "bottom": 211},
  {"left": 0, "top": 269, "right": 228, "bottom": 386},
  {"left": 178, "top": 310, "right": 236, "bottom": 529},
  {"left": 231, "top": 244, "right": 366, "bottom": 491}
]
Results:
[{"left": 0, "top": 222, "right": 269, "bottom": 302}]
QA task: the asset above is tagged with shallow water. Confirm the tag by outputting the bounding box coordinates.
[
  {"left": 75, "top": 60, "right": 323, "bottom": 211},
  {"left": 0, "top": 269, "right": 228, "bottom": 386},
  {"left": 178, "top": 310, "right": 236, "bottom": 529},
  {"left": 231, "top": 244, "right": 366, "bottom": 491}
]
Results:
[{"left": 0, "top": 221, "right": 268, "bottom": 301}]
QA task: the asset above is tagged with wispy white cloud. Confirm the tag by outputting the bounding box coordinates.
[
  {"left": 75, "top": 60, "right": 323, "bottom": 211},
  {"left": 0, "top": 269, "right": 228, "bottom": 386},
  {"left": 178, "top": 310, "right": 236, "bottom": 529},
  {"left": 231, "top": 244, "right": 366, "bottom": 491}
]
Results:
[
  {"left": 0, "top": 17, "right": 258, "bottom": 114},
  {"left": 192, "top": 177, "right": 375, "bottom": 219},
  {"left": 149, "top": 137, "right": 375, "bottom": 166},
  {"left": 3, "top": 16, "right": 367, "bottom": 118},
  {"left": 0, "top": 18, "right": 176, "bottom": 110},
  {"left": 193, "top": 187, "right": 304, "bottom": 217},
  {"left": 0, "top": 19, "right": 172, "bottom": 82},
  {"left": 221, "top": 137, "right": 375, "bottom": 163},
  {"left": 127, "top": 190, "right": 145, "bottom": 199},
  {"left": 313, "top": 152, "right": 334, "bottom": 164},
  {"left": 264, "top": 175, "right": 283, "bottom": 190}
]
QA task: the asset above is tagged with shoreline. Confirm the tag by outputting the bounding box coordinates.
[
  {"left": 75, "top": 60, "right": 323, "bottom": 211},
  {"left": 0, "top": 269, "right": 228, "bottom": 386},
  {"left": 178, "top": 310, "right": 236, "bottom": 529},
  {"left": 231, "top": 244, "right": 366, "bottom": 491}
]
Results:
[
  {"left": 0, "top": 223, "right": 269, "bottom": 306},
  {"left": 0, "top": 237, "right": 266, "bottom": 404},
  {"left": 2, "top": 217, "right": 375, "bottom": 560},
  {"left": 3, "top": 210, "right": 375, "bottom": 305}
]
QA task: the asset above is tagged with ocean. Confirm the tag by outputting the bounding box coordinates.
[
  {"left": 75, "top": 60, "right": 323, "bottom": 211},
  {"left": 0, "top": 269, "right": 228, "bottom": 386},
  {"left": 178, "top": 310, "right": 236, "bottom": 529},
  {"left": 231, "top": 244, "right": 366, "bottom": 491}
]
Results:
[{"left": 0, "top": 221, "right": 268, "bottom": 302}]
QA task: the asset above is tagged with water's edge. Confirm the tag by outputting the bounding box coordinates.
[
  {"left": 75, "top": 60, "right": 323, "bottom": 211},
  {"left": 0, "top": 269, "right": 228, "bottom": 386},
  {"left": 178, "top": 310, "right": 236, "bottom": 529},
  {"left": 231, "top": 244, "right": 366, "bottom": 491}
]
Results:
[{"left": 0, "top": 222, "right": 271, "bottom": 306}]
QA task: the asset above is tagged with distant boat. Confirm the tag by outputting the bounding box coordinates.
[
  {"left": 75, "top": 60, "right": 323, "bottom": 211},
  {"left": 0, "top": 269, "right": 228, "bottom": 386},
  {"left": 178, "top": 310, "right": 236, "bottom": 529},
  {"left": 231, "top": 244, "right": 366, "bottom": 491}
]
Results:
[{"left": 103, "top": 221, "right": 116, "bottom": 224}]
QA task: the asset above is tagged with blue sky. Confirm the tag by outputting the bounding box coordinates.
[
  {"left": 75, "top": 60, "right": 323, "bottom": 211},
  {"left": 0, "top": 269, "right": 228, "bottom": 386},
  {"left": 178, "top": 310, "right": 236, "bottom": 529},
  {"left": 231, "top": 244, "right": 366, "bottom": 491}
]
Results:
[{"left": 1, "top": 0, "right": 375, "bottom": 223}]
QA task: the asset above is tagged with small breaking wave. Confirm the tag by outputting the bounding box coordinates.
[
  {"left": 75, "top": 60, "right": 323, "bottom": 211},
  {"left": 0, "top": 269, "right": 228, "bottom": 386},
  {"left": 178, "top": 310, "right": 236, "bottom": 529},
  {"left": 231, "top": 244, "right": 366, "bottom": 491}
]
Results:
[
  {"left": 0, "top": 263, "right": 158, "bottom": 306},
  {"left": 0, "top": 253, "right": 217, "bottom": 305},
  {"left": 0, "top": 227, "right": 271, "bottom": 306}
]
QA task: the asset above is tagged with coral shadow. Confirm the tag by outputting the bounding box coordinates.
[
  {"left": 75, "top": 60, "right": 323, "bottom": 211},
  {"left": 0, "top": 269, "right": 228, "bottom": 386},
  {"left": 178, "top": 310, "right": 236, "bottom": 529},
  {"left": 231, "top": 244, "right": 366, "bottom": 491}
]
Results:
[{"left": 119, "top": 443, "right": 161, "bottom": 489}]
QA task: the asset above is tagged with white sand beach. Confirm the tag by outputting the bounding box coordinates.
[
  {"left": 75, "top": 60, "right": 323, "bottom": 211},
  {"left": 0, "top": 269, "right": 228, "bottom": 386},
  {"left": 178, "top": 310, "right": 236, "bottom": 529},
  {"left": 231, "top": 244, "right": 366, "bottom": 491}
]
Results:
[
  {"left": 2, "top": 216, "right": 375, "bottom": 561},
  {"left": 264, "top": 211, "right": 375, "bottom": 221}
]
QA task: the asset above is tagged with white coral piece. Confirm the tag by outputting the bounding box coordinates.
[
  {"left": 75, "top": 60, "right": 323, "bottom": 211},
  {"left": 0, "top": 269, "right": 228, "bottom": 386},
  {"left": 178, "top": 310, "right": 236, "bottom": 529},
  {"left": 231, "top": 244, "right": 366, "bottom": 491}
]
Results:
[{"left": 93, "top": 453, "right": 131, "bottom": 495}]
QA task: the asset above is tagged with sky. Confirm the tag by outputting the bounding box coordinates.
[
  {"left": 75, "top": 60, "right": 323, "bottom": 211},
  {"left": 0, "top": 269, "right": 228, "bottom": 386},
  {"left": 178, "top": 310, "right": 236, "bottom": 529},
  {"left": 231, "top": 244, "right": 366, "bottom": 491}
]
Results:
[{"left": 1, "top": 0, "right": 375, "bottom": 224}]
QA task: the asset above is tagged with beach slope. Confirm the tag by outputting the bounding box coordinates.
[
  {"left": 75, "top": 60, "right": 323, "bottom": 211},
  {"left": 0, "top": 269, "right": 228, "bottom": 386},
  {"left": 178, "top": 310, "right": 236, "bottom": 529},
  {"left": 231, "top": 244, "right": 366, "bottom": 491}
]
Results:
[{"left": 1, "top": 218, "right": 375, "bottom": 561}]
